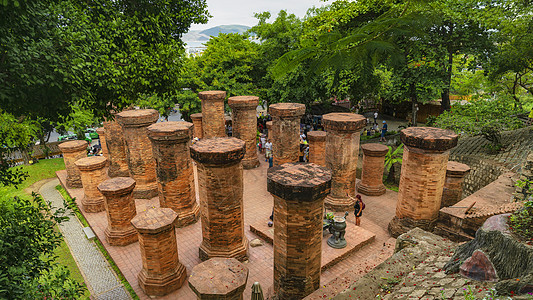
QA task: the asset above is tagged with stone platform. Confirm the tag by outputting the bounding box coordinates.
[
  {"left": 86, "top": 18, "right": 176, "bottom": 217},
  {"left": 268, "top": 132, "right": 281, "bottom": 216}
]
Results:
[{"left": 250, "top": 219, "right": 375, "bottom": 271}]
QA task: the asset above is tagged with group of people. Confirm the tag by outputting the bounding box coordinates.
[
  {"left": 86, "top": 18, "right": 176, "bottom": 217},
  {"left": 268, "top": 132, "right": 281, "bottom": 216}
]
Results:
[
  {"left": 258, "top": 134, "right": 273, "bottom": 168},
  {"left": 362, "top": 111, "right": 388, "bottom": 142}
]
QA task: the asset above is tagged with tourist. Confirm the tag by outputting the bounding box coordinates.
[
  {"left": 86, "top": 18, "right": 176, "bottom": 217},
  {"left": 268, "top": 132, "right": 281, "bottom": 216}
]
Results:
[
  {"left": 264, "top": 140, "right": 272, "bottom": 162},
  {"left": 268, "top": 153, "right": 273, "bottom": 168},
  {"left": 380, "top": 120, "right": 388, "bottom": 142},
  {"left": 373, "top": 111, "right": 378, "bottom": 124},
  {"left": 354, "top": 194, "right": 365, "bottom": 226},
  {"left": 260, "top": 135, "right": 266, "bottom": 153}
]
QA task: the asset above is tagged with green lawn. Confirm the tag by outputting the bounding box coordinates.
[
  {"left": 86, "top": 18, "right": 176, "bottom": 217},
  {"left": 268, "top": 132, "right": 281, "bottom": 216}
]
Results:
[
  {"left": 1, "top": 157, "right": 89, "bottom": 298},
  {"left": 0, "top": 157, "right": 65, "bottom": 200}
]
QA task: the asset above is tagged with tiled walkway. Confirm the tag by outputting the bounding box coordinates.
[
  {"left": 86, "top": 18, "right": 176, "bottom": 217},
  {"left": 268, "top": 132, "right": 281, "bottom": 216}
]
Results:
[
  {"left": 40, "top": 179, "right": 131, "bottom": 300},
  {"left": 58, "top": 155, "right": 398, "bottom": 299}
]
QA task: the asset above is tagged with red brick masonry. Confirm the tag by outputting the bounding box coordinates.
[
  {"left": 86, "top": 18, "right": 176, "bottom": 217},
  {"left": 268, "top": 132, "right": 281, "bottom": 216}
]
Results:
[
  {"left": 190, "top": 113, "right": 203, "bottom": 139},
  {"left": 199, "top": 90, "right": 226, "bottom": 138},
  {"left": 103, "top": 119, "right": 130, "bottom": 178},
  {"left": 388, "top": 127, "right": 458, "bottom": 237},
  {"left": 188, "top": 258, "right": 249, "bottom": 300},
  {"left": 322, "top": 113, "right": 366, "bottom": 211},
  {"left": 441, "top": 161, "right": 470, "bottom": 208},
  {"left": 229, "top": 95, "right": 260, "bottom": 169},
  {"left": 98, "top": 177, "right": 138, "bottom": 246},
  {"left": 131, "top": 207, "right": 187, "bottom": 296},
  {"left": 269, "top": 103, "right": 306, "bottom": 166},
  {"left": 267, "top": 162, "right": 332, "bottom": 299},
  {"left": 190, "top": 137, "right": 249, "bottom": 262},
  {"left": 116, "top": 109, "right": 159, "bottom": 199},
  {"left": 307, "top": 131, "right": 327, "bottom": 167},
  {"left": 357, "top": 143, "right": 389, "bottom": 196},
  {"left": 147, "top": 121, "right": 200, "bottom": 227},
  {"left": 75, "top": 156, "right": 108, "bottom": 213},
  {"left": 59, "top": 140, "right": 88, "bottom": 188}
]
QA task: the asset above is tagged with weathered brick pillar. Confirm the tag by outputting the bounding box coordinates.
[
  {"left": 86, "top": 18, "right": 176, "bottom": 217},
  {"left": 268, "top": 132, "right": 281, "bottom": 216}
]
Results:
[
  {"left": 116, "top": 109, "right": 159, "bottom": 199},
  {"left": 357, "top": 143, "right": 389, "bottom": 196},
  {"left": 388, "top": 127, "right": 458, "bottom": 237},
  {"left": 59, "top": 140, "right": 88, "bottom": 188},
  {"left": 322, "top": 113, "right": 366, "bottom": 211},
  {"left": 268, "top": 163, "right": 331, "bottom": 300},
  {"left": 266, "top": 120, "right": 273, "bottom": 141},
  {"left": 147, "top": 121, "right": 200, "bottom": 227},
  {"left": 131, "top": 207, "right": 187, "bottom": 296},
  {"left": 229, "top": 95, "right": 260, "bottom": 169},
  {"left": 199, "top": 90, "right": 226, "bottom": 138},
  {"left": 103, "top": 118, "right": 130, "bottom": 178},
  {"left": 98, "top": 177, "right": 138, "bottom": 246},
  {"left": 75, "top": 156, "right": 107, "bottom": 213},
  {"left": 269, "top": 103, "right": 306, "bottom": 166},
  {"left": 190, "top": 113, "right": 203, "bottom": 139},
  {"left": 307, "top": 131, "right": 326, "bottom": 167},
  {"left": 190, "top": 137, "right": 249, "bottom": 261},
  {"left": 96, "top": 127, "right": 109, "bottom": 160},
  {"left": 188, "top": 258, "right": 249, "bottom": 300},
  {"left": 441, "top": 161, "right": 470, "bottom": 208}
]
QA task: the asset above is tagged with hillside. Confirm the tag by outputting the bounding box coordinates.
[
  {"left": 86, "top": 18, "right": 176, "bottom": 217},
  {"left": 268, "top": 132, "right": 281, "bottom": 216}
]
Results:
[{"left": 183, "top": 24, "right": 250, "bottom": 42}]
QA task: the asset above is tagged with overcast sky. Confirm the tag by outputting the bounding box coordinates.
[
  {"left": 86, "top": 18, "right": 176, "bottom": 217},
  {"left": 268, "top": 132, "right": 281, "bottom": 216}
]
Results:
[{"left": 190, "top": 0, "right": 330, "bottom": 31}]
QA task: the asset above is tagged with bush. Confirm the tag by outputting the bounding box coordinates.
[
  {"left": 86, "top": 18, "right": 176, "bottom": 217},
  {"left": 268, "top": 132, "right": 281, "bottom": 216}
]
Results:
[{"left": 508, "top": 200, "right": 533, "bottom": 242}]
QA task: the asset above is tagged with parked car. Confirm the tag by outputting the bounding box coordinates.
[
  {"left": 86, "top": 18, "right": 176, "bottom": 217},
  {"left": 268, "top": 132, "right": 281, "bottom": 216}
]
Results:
[
  {"left": 57, "top": 133, "right": 92, "bottom": 143},
  {"left": 85, "top": 128, "right": 99, "bottom": 139}
]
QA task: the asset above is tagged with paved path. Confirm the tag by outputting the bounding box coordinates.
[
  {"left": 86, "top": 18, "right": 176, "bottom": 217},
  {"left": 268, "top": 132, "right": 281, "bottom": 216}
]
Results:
[{"left": 40, "top": 179, "right": 131, "bottom": 300}]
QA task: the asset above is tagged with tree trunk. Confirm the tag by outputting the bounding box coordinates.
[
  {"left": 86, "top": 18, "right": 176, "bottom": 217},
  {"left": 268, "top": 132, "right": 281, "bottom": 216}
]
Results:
[
  {"left": 441, "top": 49, "right": 454, "bottom": 112},
  {"left": 410, "top": 83, "right": 418, "bottom": 126}
]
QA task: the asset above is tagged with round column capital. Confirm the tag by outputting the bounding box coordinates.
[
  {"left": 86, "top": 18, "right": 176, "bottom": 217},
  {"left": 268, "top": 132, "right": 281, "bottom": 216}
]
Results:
[
  {"left": 269, "top": 103, "right": 306, "bottom": 118},
  {"left": 116, "top": 109, "right": 159, "bottom": 128},
  {"left": 188, "top": 258, "right": 248, "bottom": 298},
  {"left": 98, "top": 177, "right": 136, "bottom": 196},
  {"left": 75, "top": 156, "right": 107, "bottom": 171},
  {"left": 190, "top": 113, "right": 202, "bottom": 121},
  {"left": 266, "top": 121, "right": 273, "bottom": 130},
  {"left": 446, "top": 161, "right": 471, "bottom": 177},
  {"left": 400, "top": 127, "right": 458, "bottom": 151},
  {"left": 190, "top": 137, "right": 245, "bottom": 165},
  {"left": 267, "top": 163, "right": 331, "bottom": 202},
  {"left": 306, "top": 131, "right": 326, "bottom": 142},
  {"left": 96, "top": 127, "right": 104, "bottom": 136},
  {"left": 147, "top": 121, "right": 192, "bottom": 142},
  {"left": 59, "top": 140, "right": 88, "bottom": 153},
  {"left": 361, "top": 143, "right": 389, "bottom": 157},
  {"left": 131, "top": 207, "right": 178, "bottom": 234},
  {"left": 198, "top": 90, "right": 226, "bottom": 101},
  {"left": 322, "top": 113, "right": 366, "bottom": 133},
  {"left": 228, "top": 95, "right": 259, "bottom": 109}
]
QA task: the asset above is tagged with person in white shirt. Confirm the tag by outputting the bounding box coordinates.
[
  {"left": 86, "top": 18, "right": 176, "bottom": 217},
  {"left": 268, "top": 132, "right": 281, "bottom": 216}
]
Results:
[{"left": 373, "top": 111, "right": 378, "bottom": 124}]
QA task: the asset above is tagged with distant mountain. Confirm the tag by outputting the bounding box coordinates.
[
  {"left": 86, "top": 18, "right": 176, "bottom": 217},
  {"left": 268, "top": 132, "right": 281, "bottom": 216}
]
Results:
[{"left": 183, "top": 25, "right": 251, "bottom": 42}]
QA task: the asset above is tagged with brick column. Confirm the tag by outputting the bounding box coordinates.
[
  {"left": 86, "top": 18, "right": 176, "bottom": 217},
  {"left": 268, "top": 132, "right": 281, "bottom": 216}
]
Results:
[
  {"left": 307, "top": 131, "right": 326, "bottom": 167},
  {"left": 388, "top": 127, "right": 458, "bottom": 237},
  {"left": 190, "top": 137, "right": 249, "bottom": 261},
  {"left": 131, "top": 207, "right": 186, "bottom": 296},
  {"left": 267, "top": 163, "right": 331, "bottom": 300},
  {"left": 357, "top": 143, "right": 389, "bottom": 196},
  {"left": 269, "top": 103, "right": 306, "bottom": 166},
  {"left": 229, "top": 95, "right": 260, "bottom": 169},
  {"left": 441, "top": 161, "right": 470, "bottom": 208},
  {"left": 98, "top": 177, "right": 138, "bottom": 246},
  {"left": 75, "top": 156, "right": 107, "bottom": 213},
  {"left": 188, "top": 258, "right": 248, "bottom": 300},
  {"left": 59, "top": 140, "right": 88, "bottom": 188},
  {"left": 266, "top": 121, "right": 273, "bottom": 141},
  {"left": 322, "top": 113, "right": 366, "bottom": 211},
  {"left": 96, "top": 127, "right": 109, "bottom": 160},
  {"left": 147, "top": 121, "right": 199, "bottom": 227},
  {"left": 199, "top": 90, "right": 226, "bottom": 138},
  {"left": 103, "top": 119, "right": 130, "bottom": 178},
  {"left": 116, "top": 109, "right": 159, "bottom": 199},
  {"left": 190, "top": 113, "right": 203, "bottom": 139}
]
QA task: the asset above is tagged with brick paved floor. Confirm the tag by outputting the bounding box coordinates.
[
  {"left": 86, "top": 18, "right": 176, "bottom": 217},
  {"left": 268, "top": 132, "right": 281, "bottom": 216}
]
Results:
[{"left": 57, "top": 152, "right": 398, "bottom": 299}]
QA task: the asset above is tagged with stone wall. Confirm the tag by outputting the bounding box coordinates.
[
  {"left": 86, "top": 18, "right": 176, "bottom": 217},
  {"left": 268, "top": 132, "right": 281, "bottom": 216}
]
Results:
[{"left": 449, "top": 155, "right": 507, "bottom": 198}]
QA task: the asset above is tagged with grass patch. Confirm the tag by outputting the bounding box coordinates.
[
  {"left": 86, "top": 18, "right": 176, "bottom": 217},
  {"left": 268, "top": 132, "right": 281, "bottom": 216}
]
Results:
[
  {"left": 56, "top": 185, "right": 139, "bottom": 300},
  {"left": 384, "top": 180, "right": 399, "bottom": 192},
  {"left": 0, "top": 158, "right": 64, "bottom": 200}
]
